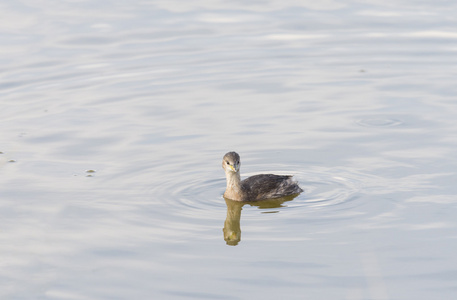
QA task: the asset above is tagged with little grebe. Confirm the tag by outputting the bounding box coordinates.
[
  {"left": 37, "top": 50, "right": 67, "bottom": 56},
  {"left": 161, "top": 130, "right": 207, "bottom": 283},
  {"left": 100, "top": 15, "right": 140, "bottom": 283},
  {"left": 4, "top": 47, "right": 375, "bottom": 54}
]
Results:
[{"left": 222, "top": 151, "right": 303, "bottom": 201}]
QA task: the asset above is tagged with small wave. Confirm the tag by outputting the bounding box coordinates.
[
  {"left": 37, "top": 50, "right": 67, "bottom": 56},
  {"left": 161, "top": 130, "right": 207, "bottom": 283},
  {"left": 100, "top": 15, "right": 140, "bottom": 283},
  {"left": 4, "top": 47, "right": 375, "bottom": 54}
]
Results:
[
  {"left": 149, "top": 163, "right": 377, "bottom": 222},
  {"left": 356, "top": 117, "right": 403, "bottom": 128}
]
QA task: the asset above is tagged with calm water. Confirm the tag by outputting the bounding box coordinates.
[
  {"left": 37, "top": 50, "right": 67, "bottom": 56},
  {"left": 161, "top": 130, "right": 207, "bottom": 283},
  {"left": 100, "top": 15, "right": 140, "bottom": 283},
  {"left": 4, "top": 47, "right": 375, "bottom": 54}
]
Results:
[{"left": 1, "top": 0, "right": 457, "bottom": 299}]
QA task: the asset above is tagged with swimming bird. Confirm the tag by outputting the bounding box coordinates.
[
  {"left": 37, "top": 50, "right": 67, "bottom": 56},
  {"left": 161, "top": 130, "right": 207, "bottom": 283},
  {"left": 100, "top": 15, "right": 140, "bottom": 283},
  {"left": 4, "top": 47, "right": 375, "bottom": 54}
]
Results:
[{"left": 222, "top": 151, "right": 303, "bottom": 201}]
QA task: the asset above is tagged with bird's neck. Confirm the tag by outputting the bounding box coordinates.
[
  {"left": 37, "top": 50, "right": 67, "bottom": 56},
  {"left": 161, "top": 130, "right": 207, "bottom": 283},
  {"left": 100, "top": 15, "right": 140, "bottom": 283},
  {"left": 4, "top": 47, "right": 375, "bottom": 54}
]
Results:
[{"left": 225, "top": 171, "right": 242, "bottom": 199}]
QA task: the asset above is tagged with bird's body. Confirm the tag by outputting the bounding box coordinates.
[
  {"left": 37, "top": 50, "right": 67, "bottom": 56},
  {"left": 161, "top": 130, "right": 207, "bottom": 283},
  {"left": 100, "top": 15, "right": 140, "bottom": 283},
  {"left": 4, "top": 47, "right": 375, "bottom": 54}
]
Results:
[{"left": 222, "top": 151, "right": 303, "bottom": 201}]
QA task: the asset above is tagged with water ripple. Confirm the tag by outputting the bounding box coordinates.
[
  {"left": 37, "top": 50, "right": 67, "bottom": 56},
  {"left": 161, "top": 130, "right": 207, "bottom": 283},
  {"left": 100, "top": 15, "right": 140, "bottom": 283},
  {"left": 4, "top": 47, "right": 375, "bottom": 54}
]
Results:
[
  {"left": 356, "top": 117, "right": 403, "bottom": 128},
  {"left": 149, "top": 163, "right": 386, "bottom": 224},
  {"left": 168, "top": 177, "right": 227, "bottom": 219}
]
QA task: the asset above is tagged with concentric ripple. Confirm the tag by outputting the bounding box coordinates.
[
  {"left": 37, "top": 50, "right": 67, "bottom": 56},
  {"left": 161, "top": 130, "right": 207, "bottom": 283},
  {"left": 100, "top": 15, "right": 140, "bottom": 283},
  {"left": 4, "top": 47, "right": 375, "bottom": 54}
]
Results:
[
  {"left": 165, "top": 176, "right": 228, "bottom": 219},
  {"left": 282, "top": 167, "right": 367, "bottom": 221},
  {"left": 149, "top": 162, "right": 390, "bottom": 223}
]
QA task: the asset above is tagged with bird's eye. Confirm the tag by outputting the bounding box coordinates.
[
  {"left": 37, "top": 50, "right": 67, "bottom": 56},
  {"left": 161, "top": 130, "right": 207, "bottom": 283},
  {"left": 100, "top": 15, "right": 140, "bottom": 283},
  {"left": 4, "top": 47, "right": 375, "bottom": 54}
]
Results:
[{"left": 226, "top": 161, "right": 229, "bottom": 165}]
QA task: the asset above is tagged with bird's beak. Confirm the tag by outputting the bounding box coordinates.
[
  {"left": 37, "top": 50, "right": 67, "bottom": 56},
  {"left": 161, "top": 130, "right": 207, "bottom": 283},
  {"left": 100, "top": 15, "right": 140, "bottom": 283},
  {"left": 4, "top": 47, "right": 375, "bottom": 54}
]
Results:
[{"left": 231, "top": 163, "right": 239, "bottom": 172}]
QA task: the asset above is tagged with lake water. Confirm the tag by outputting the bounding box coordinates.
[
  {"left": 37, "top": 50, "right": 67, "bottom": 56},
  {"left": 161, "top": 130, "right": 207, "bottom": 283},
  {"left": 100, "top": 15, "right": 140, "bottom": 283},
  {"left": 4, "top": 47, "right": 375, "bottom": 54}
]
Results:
[{"left": 1, "top": 0, "right": 457, "bottom": 299}]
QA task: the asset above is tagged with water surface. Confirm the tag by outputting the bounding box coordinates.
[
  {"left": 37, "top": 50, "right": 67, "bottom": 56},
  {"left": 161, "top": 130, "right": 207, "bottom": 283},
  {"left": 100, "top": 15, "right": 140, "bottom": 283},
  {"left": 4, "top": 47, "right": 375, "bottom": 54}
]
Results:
[{"left": 1, "top": 0, "right": 457, "bottom": 299}]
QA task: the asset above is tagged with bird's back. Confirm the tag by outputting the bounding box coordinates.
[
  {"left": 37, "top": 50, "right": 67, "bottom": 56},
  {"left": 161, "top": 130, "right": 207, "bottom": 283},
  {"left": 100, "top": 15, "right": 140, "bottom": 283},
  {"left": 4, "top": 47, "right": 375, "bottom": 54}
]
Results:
[{"left": 240, "top": 174, "right": 302, "bottom": 201}]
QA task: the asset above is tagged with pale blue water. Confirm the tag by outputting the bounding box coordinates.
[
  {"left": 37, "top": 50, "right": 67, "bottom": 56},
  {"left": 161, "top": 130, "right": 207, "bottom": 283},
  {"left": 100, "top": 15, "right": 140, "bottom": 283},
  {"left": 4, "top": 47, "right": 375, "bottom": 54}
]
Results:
[{"left": 1, "top": 1, "right": 457, "bottom": 299}]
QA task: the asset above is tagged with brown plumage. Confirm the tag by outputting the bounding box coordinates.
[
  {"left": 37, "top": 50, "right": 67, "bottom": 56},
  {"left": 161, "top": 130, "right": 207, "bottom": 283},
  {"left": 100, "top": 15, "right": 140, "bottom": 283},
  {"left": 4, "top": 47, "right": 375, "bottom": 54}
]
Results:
[{"left": 222, "top": 151, "right": 303, "bottom": 201}]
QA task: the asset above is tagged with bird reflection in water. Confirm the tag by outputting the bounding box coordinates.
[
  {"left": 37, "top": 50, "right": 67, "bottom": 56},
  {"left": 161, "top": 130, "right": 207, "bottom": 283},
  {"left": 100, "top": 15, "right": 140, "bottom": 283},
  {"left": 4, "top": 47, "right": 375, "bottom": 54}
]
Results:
[{"left": 223, "top": 194, "right": 300, "bottom": 246}]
